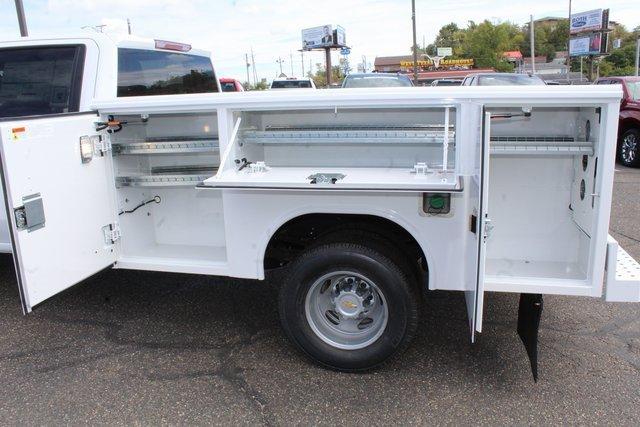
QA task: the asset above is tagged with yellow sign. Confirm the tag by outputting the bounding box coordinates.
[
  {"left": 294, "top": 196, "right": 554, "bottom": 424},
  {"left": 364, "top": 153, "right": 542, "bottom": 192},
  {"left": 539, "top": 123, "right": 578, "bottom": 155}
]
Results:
[{"left": 400, "top": 59, "right": 474, "bottom": 67}]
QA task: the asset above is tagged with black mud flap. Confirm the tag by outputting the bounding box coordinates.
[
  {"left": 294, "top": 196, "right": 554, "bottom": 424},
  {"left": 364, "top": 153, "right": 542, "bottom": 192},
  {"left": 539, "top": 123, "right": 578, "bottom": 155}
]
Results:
[{"left": 517, "top": 293, "right": 543, "bottom": 382}]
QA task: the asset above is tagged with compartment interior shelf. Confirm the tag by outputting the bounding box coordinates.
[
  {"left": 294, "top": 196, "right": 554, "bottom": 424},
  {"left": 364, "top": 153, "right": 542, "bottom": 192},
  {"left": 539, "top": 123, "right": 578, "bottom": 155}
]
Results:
[
  {"left": 490, "top": 136, "right": 593, "bottom": 155},
  {"left": 113, "top": 136, "right": 219, "bottom": 155},
  {"left": 242, "top": 125, "right": 455, "bottom": 145}
]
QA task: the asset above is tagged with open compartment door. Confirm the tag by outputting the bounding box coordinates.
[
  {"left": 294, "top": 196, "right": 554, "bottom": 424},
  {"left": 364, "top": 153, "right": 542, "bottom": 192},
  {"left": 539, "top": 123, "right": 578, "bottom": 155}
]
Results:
[
  {"left": 202, "top": 106, "right": 462, "bottom": 192},
  {"left": 464, "top": 110, "right": 490, "bottom": 341},
  {"left": 0, "top": 114, "right": 117, "bottom": 312}
]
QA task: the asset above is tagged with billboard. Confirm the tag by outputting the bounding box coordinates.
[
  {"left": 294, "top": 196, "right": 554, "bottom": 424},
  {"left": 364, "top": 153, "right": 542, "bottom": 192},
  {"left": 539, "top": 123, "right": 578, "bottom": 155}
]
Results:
[
  {"left": 335, "top": 26, "right": 346, "bottom": 47},
  {"left": 437, "top": 47, "right": 453, "bottom": 57},
  {"left": 302, "top": 25, "right": 346, "bottom": 49},
  {"left": 570, "top": 9, "right": 608, "bottom": 34},
  {"left": 569, "top": 33, "right": 607, "bottom": 56},
  {"left": 400, "top": 58, "right": 474, "bottom": 68},
  {"left": 302, "top": 25, "right": 334, "bottom": 49}
]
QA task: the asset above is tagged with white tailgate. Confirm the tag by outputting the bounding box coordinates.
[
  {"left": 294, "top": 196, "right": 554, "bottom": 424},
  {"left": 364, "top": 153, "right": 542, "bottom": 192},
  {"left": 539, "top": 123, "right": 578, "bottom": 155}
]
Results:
[
  {"left": 0, "top": 114, "right": 117, "bottom": 312},
  {"left": 605, "top": 235, "right": 640, "bottom": 302}
]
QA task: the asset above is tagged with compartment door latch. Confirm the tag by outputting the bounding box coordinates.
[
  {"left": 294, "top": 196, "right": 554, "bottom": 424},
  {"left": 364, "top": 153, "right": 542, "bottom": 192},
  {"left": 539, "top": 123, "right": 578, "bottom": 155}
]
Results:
[
  {"left": 14, "top": 193, "right": 45, "bottom": 232},
  {"left": 102, "top": 222, "right": 121, "bottom": 244},
  {"left": 484, "top": 217, "right": 494, "bottom": 240},
  {"left": 308, "top": 173, "right": 346, "bottom": 185}
]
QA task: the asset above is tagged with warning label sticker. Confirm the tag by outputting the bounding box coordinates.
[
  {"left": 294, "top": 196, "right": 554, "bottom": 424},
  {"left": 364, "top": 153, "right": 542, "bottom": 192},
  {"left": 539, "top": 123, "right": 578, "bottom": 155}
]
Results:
[{"left": 11, "top": 126, "right": 26, "bottom": 141}]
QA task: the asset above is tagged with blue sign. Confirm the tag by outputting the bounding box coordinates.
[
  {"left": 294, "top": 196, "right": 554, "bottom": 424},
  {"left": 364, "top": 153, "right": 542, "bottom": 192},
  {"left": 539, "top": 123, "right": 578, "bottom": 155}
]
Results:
[{"left": 340, "top": 47, "right": 351, "bottom": 55}]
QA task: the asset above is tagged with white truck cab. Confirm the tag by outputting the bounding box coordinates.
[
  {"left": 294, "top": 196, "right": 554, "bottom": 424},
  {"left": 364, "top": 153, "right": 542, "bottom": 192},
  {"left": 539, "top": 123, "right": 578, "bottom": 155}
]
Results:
[
  {"left": 1, "top": 70, "right": 639, "bottom": 377},
  {"left": 0, "top": 31, "right": 220, "bottom": 251}
]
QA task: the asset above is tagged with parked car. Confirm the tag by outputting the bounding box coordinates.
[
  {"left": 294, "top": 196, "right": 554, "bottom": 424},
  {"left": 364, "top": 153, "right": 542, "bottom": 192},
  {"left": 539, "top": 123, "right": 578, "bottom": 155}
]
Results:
[
  {"left": 462, "top": 73, "right": 545, "bottom": 86},
  {"left": 270, "top": 78, "right": 316, "bottom": 89},
  {"left": 594, "top": 76, "right": 640, "bottom": 167},
  {"left": 342, "top": 73, "right": 413, "bottom": 88},
  {"left": 430, "top": 79, "right": 463, "bottom": 86},
  {"left": 220, "top": 78, "right": 245, "bottom": 92}
]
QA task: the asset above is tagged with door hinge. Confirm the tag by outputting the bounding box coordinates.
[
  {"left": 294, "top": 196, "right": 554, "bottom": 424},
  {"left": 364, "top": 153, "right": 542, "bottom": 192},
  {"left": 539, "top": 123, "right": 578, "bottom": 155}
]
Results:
[
  {"left": 102, "top": 222, "right": 121, "bottom": 244},
  {"left": 95, "top": 134, "right": 112, "bottom": 155},
  {"left": 411, "top": 162, "right": 430, "bottom": 175}
]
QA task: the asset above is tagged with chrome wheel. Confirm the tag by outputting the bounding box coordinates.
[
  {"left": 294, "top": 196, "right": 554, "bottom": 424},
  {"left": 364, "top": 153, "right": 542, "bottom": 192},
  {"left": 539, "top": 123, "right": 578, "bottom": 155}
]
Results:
[
  {"left": 305, "top": 271, "right": 388, "bottom": 350},
  {"left": 621, "top": 132, "right": 638, "bottom": 164}
]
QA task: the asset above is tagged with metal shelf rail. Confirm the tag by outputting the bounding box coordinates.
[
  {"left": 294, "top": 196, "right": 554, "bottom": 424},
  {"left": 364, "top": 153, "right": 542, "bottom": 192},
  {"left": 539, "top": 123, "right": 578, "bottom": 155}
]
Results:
[
  {"left": 490, "top": 136, "right": 593, "bottom": 155},
  {"left": 241, "top": 125, "right": 456, "bottom": 145},
  {"left": 116, "top": 165, "right": 218, "bottom": 187},
  {"left": 113, "top": 136, "right": 219, "bottom": 155}
]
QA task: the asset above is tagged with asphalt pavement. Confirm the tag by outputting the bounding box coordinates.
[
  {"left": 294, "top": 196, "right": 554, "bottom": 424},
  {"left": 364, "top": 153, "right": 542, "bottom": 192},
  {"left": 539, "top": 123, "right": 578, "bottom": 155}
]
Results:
[{"left": 0, "top": 166, "right": 639, "bottom": 425}]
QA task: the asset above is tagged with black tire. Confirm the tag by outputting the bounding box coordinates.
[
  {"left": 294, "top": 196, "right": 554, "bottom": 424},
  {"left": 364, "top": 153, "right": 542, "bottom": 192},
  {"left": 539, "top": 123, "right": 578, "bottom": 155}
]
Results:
[
  {"left": 618, "top": 128, "right": 640, "bottom": 168},
  {"left": 314, "top": 228, "right": 425, "bottom": 293},
  {"left": 278, "top": 242, "right": 419, "bottom": 371}
]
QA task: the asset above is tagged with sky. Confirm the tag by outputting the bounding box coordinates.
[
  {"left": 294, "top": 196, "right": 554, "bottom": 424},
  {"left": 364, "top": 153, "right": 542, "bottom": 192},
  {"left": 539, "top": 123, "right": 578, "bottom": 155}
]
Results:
[{"left": 0, "top": 0, "right": 638, "bottom": 82}]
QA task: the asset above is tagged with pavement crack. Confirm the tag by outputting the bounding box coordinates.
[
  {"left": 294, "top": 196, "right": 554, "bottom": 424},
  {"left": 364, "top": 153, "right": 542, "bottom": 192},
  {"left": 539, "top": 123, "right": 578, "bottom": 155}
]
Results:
[{"left": 610, "top": 228, "right": 640, "bottom": 244}]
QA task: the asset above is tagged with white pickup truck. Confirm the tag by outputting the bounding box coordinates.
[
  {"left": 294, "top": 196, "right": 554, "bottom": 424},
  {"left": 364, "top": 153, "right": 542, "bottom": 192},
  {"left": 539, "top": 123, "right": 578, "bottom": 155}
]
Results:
[
  {"left": 1, "top": 35, "right": 639, "bottom": 378},
  {"left": 0, "top": 31, "right": 220, "bottom": 251}
]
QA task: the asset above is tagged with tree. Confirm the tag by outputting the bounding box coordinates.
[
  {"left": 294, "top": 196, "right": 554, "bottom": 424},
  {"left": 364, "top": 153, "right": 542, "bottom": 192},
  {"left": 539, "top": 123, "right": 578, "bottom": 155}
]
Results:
[
  {"left": 308, "top": 62, "right": 345, "bottom": 87},
  {"left": 461, "top": 20, "right": 522, "bottom": 71},
  {"left": 599, "top": 24, "right": 640, "bottom": 76},
  {"left": 243, "top": 80, "right": 268, "bottom": 91},
  {"left": 520, "top": 20, "right": 568, "bottom": 61}
]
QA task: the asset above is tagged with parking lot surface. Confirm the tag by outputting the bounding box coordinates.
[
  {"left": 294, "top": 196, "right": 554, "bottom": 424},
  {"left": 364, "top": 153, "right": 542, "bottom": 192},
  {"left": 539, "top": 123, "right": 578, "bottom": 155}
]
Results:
[{"left": 0, "top": 167, "right": 639, "bottom": 425}]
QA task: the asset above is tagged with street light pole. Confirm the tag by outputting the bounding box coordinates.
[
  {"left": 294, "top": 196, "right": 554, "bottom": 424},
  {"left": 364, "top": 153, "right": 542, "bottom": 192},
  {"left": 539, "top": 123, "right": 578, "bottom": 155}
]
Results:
[
  {"left": 14, "top": 0, "right": 28, "bottom": 37},
  {"left": 411, "top": 0, "right": 418, "bottom": 84}
]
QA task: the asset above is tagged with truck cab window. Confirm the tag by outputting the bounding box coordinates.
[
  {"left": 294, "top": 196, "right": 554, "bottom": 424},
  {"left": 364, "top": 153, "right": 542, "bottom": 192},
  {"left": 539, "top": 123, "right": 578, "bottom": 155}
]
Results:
[
  {"left": 117, "top": 48, "right": 218, "bottom": 97},
  {"left": 0, "top": 46, "right": 84, "bottom": 118}
]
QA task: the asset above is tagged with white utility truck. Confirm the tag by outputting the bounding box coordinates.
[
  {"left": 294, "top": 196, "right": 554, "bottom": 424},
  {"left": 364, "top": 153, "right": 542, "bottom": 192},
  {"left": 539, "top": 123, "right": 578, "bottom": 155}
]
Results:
[
  {"left": 1, "top": 52, "right": 639, "bottom": 377},
  {"left": 0, "top": 32, "right": 220, "bottom": 251}
]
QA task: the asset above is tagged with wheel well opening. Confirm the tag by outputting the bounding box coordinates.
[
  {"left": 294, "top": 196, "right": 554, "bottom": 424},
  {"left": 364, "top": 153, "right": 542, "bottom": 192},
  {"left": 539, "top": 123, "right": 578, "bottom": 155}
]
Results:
[
  {"left": 620, "top": 119, "right": 640, "bottom": 136},
  {"left": 264, "top": 214, "right": 427, "bottom": 281}
]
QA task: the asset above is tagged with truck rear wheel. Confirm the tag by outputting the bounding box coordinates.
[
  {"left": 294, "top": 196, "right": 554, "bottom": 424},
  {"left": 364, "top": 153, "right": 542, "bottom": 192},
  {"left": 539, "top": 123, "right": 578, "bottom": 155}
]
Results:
[{"left": 278, "top": 242, "right": 418, "bottom": 371}]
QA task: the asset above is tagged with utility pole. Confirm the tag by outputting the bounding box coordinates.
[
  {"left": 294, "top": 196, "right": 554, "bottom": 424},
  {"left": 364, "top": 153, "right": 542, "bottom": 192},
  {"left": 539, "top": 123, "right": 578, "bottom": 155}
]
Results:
[
  {"left": 290, "top": 51, "right": 294, "bottom": 76},
  {"left": 127, "top": 18, "right": 132, "bottom": 35},
  {"left": 530, "top": 15, "right": 536, "bottom": 74},
  {"left": 251, "top": 47, "right": 258, "bottom": 84},
  {"left": 636, "top": 38, "right": 639, "bottom": 77},
  {"left": 245, "top": 53, "right": 251, "bottom": 87},
  {"left": 276, "top": 57, "right": 284, "bottom": 75},
  {"left": 567, "top": 0, "right": 572, "bottom": 78},
  {"left": 14, "top": 0, "right": 28, "bottom": 37},
  {"left": 411, "top": 0, "right": 418, "bottom": 84}
]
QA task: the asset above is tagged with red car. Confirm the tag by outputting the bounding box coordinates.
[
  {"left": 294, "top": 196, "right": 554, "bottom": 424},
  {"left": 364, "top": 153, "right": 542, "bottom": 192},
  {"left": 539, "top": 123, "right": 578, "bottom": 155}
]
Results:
[
  {"left": 595, "top": 76, "right": 640, "bottom": 167},
  {"left": 219, "top": 78, "right": 245, "bottom": 92}
]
